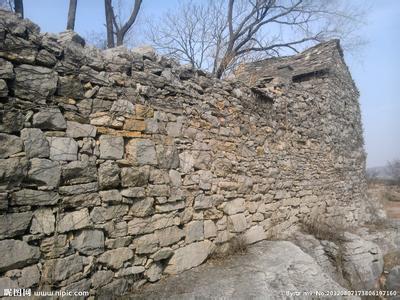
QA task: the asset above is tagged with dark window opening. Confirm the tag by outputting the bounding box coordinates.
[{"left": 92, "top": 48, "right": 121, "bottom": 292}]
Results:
[{"left": 292, "top": 68, "right": 329, "bottom": 83}]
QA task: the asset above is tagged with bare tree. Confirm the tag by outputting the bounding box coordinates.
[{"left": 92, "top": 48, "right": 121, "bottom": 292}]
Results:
[
  {"left": 66, "top": 0, "right": 78, "bottom": 30},
  {"left": 148, "top": 0, "right": 367, "bottom": 78},
  {"left": 14, "top": 0, "right": 23, "bottom": 17},
  {"left": 0, "top": 0, "right": 13, "bottom": 10},
  {"left": 104, "top": 0, "right": 142, "bottom": 48}
]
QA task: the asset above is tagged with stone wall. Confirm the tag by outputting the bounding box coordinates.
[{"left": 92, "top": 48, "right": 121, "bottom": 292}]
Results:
[{"left": 0, "top": 11, "right": 367, "bottom": 297}]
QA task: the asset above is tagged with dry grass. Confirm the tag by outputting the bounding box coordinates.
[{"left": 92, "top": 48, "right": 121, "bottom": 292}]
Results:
[
  {"left": 210, "top": 235, "right": 248, "bottom": 262},
  {"left": 383, "top": 251, "right": 400, "bottom": 272},
  {"left": 300, "top": 216, "right": 348, "bottom": 243}
]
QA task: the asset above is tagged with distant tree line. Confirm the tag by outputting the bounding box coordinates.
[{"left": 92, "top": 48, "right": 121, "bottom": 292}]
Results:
[{"left": 0, "top": 0, "right": 368, "bottom": 78}]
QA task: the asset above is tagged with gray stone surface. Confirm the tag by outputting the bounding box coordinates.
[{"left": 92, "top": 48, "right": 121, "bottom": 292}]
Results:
[
  {"left": 164, "top": 240, "right": 215, "bottom": 275},
  {"left": 90, "top": 205, "right": 129, "bottom": 223},
  {"left": 126, "top": 139, "right": 158, "bottom": 165},
  {"left": 0, "top": 239, "right": 40, "bottom": 273},
  {"left": 98, "top": 247, "right": 133, "bottom": 269},
  {"left": 11, "top": 189, "right": 59, "bottom": 206},
  {"left": 14, "top": 64, "right": 58, "bottom": 101},
  {"left": 134, "top": 241, "right": 348, "bottom": 299},
  {"left": 98, "top": 161, "right": 120, "bottom": 189},
  {"left": 0, "top": 133, "right": 23, "bottom": 158},
  {"left": 58, "top": 208, "right": 91, "bottom": 233},
  {"left": 32, "top": 108, "right": 66, "bottom": 130},
  {"left": 129, "top": 197, "right": 154, "bottom": 217},
  {"left": 27, "top": 158, "right": 60, "bottom": 188},
  {"left": 385, "top": 265, "right": 400, "bottom": 293},
  {"left": 71, "top": 229, "right": 104, "bottom": 255},
  {"left": 20, "top": 128, "right": 50, "bottom": 158},
  {"left": 61, "top": 160, "right": 97, "bottom": 185},
  {"left": 66, "top": 121, "right": 97, "bottom": 138},
  {"left": 99, "top": 135, "right": 124, "bottom": 160},
  {"left": 185, "top": 220, "right": 204, "bottom": 243},
  {"left": 30, "top": 208, "right": 55, "bottom": 235},
  {"left": 42, "top": 254, "right": 83, "bottom": 283},
  {"left": 18, "top": 264, "right": 41, "bottom": 288},
  {"left": 0, "top": 211, "right": 32, "bottom": 239},
  {"left": 48, "top": 137, "right": 78, "bottom": 161},
  {"left": 121, "top": 166, "right": 150, "bottom": 187}
]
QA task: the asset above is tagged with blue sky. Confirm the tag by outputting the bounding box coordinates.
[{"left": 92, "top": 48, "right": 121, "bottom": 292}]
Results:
[{"left": 22, "top": 0, "right": 400, "bottom": 168}]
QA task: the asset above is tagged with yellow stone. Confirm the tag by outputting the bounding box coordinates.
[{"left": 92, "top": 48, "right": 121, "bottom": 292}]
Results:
[
  {"left": 135, "top": 104, "right": 154, "bottom": 119},
  {"left": 124, "top": 119, "right": 146, "bottom": 131}
]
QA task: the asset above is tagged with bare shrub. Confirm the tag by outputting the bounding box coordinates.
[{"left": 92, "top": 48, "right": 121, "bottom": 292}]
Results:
[
  {"left": 301, "top": 215, "right": 348, "bottom": 243},
  {"left": 211, "top": 235, "right": 248, "bottom": 262}
]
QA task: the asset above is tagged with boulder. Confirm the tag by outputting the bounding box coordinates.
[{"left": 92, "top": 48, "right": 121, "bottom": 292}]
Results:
[
  {"left": 27, "top": 158, "right": 60, "bottom": 188},
  {"left": 30, "top": 208, "right": 55, "bottom": 235},
  {"left": 126, "top": 139, "right": 157, "bottom": 166},
  {"left": 20, "top": 128, "right": 50, "bottom": 158},
  {"left": 48, "top": 137, "right": 78, "bottom": 161},
  {"left": 71, "top": 229, "right": 104, "bottom": 255},
  {"left": 11, "top": 189, "right": 59, "bottom": 206},
  {"left": 0, "top": 239, "right": 40, "bottom": 273},
  {"left": 99, "top": 135, "right": 124, "bottom": 160},
  {"left": 98, "top": 247, "right": 133, "bottom": 269},
  {"left": 0, "top": 133, "right": 23, "bottom": 158},
  {"left": 14, "top": 64, "right": 58, "bottom": 101},
  {"left": 58, "top": 208, "right": 91, "bottom": 233},
  {"left": 164, "top": 240, "right": 215, "bottom": 275},
  {"left": 32, "top": 108, "right": 66, "bottom": 130},
  {"left": 0, "top": 211, "right": 31, "bottom": 239},
  {"left": 66, "top": 121, "right": 96, "bottom": 138}
]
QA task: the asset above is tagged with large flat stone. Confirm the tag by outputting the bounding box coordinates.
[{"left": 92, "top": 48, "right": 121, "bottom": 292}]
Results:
[
  {"left": 71, "top": 229, "right": 104, "bottom": 255},
  {"left": 98, "top": 247, "right": 133, "bottom": 269},
  {"left": 99, "top": 135, "right": 124, "bottom": 160},
  {"left": 14, "top": 64, "right": 58, "bottom": 101},
  {"left": 58, "top": 208, "right": 91, "bottom": 233},
  {"left": 11, "top": 189, "right": 59, "bottom": 206},
  {"left": 42, "top": 255, "right": 83, "bottom": 283},
  {"left": 32, "top": 108, "right": 66, "bottom": 130},
  {"left": 48, "top": 137, "right": 78, "bottom": 161},
  {"left": 0, "top": 158, "right": 28, "bottom": 191},
  {"left": 90, "top": 205, "right": 129, "bottom": 223},
  {"left": 66, "top": 121, "right": 96, "bottom": 138},
  {"left": 61, "top": 160, "right": 97, "bottom": 185},
  {"left": 126, "top": 139, "right": 157, "bottom": 166},
  {"left": 0, "top": 212, "right": 32, "bottom": 239},
  {"left": 164, "top": 240, "right": 215, "bottom": 275},
  {"left": 20, "top": 128, "right": 50, "bottom": 158},
  {"left": 27, "top": 158, "right": 61, "bottom": 188},
  {"left": 30, "top": 208, "right": 55, "bottom": 235},
  {"left": 0, "top": 239, "right": 40, "bottom": 273},
  {"left": 0, "top": 133, "right": 23, "bottom": 158}
]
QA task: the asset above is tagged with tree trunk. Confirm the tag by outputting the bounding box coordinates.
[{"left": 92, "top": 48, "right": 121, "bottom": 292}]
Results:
[
  {"left": 104, "top": 0, "right": 114, "bottom": 48},
  {"left": 66, "top": 0, "right": 78, "bottom": 30},
  {"left": 14, "top": 0, "right": 23, "bottom": 18}
]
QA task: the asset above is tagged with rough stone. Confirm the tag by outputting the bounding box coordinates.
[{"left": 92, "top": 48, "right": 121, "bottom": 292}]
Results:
[
  {"left": 27, "top": 158, "right": 60, "bottom": 188},
  {"left": 134, "top": 233, "right": 159, "bottom": 254},
  {"left": 222, "top": 198, "right": 246, "bottom": 215},
  {"left": 151, "top": 248, "right": 174, "bottom": 261},
  {"left": 121, "top": 166, "right": 150, "bottom": 187},
  {"left": 186, "top": 220, "right": 204, "bottom": 243},
  {"left": 228, "top": 213, "right": 248, "bottom": 233},
  {"left": 30, "top": 208, "right": 55, "bottom": 235},
  {"left": 0, "top": 79, "right": 8, "bottom": 97},
  {"left": 129, "top": 197, "right": 154, "bottom": 217},
  {"left": 14, "top": 64, "right": 58, "bottom": 101},
  {"left": 244, "top": 225, "right": 266, "bottom": 244},
  {"left": 110, "top": 100, "right": 135, "bottom": 116},
  {"left": 145, "top": 262, "right": 163, "bottom": 282},
  {"left": 62, "top": 192, "right": 101, "bottom": 208},
  {"left": 33, "top": 108, "right": 66, "bottom": 130},
  {"left": 99, "top": 135, "right": 124, "bottom": 160},
  {"left": 385, "top": 265, "right": 400, "bottom": 292},
  {"left": 99, "top": 189, "right": 123, "bottom": 204},
  {"left": 57, "top": 76, "right": 84, "bottom": 99},
  {"left": 164, "top": 240, "right": 215, "bottom": 275},
  {"left": 98, "top": 160, "right": 120, "bottom": 189},
  {"left": 0, "top": 239, "right": 40, "bottom": 273},
  {"left": 0, "top": 133, "right": 23, "bottom": 158},
  {"left": 18, "top": 265, "right": 41, "bottom": 288},
  {"left": 59, "top": 182, "right": 98, "bottom": 195},
  {"left": 121, "top": 187, "right": 145, "bottom": 198},
  {"left": 0, "top": 211, "right": 32, "bottom": 239},
  {"left": 66, "top": 121, "right": 96, "bottom": 138},
  {"left": 126, "top": 139, "right": 157, "bottom": 166},
  {"left": 20, "top": 128, "right": 50, "bottom": 158},
  {"left": 98, "top": 247, "right": 133, "bottom": 269},
  {"left": 92, "top": 270, "right": 114, "bottom": 289},
  {"left": 71, "top": 229, "right": 104, "bottom": 255},
  {"left": 48, "top": 137, "right": 78, "bottom": 161},
  {"left": 90, "top": 205, "right": 129, "bottom": 223},
  {"left": 156, "top": 226, "right": 184, "bottom": 247},
  {"left": 204, "top": 220, "right": 217, "bottom": 238},
  {"left": 42, "top": 255, "right": 83, "bottom": 283},
  {"left": 11, "top": 189, "right": 59, "bottom": 206},
  {"left": 61, "top": 160, "right": 97, "bottom": 185},
  {"left": 58, "top": 208, "right": 91, "bottom": 233}
]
